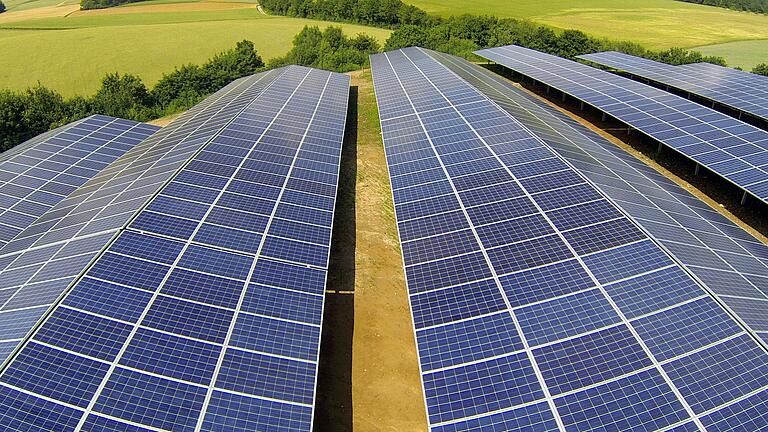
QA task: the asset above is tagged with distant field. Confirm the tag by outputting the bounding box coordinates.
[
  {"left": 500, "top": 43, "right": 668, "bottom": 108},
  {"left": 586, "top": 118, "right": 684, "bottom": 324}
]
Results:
[
  {"left": 409, "top": 0, "right": 768, "bottom": 61},
  {"left": 0, "top": 4, "right": 390, "bottom": 96},
  {"left": 695, "top": 40, "right": 768, "bottom": 69}
]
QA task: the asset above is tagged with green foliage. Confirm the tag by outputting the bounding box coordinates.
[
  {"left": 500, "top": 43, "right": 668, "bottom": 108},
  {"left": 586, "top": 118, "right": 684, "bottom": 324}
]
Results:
[
  {"left": 753, "top": 63, "right": 768, "bottom": 76},
  {"left": 647, "top": 47, "right": 727, "bottom": 66},
  {"left": 0, "top": 1, "right": 6, "bottom": 13},
  {"left": 259, "top": 0, "right": 430, "bottom": 27},
  {"left": 675, "top": 0, "right": 768, "bottom": 14},
  {"left": 1, "top": 40, "right": 266, "bottom": 150},
  {"left": 80, "top": 0, "right": 142, "bottom": 10},
  {"left": 270, "top": 26, "right": 380, "bottom": 72}
]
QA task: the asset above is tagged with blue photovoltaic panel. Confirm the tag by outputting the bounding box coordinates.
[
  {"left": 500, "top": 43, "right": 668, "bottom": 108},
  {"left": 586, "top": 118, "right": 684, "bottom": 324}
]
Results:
[
  {"left": 0, "top": 115, "right": 159, "bottom": 249},
  {"left": 431, "top": 50, "right": 768, "bottom": 346},
  {"left": 372, "top": 47, "right": 768, "bottom": 431},
  {"left": 476, "top": 45, "right": 768, "bottom": 205},
  {"left": 0, "top": 69, "right": 284, "bottom": 365},
  {"left": 0, "top": 65, "right": 349, "bottom": 432},
  {"left": 578, "top": 51, "right": 768, "bottom": 121}
]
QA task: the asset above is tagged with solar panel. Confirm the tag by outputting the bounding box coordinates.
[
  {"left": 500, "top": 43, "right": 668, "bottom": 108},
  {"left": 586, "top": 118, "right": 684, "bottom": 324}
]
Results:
[
  {"left": 372, "top": 46, "right": 768, "bottom": 431},
  {"left": 578, "top": 51, "right": 768, "bottom": 122},
  {"left": 432, "top": 49, "right": 768, "bottom": 347},
  {"left": 476, "top": 45, "right": 768, "bottom": 206},
  {"left": 0, "top": 65, "right": 349, "bottom": 431},
  {"left": 0, "top": 69, "right": 286, "bottom": 365},
  {"left": 0, "top": 115, "right": 159, "bottom": 249}
]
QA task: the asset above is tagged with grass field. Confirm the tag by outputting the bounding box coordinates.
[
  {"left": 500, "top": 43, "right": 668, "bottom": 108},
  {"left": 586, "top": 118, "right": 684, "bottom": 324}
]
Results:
[
  {"left": 0, "top": 3, "right": 390, "bottom": 96},
  {"left": 408, "top": 0, "right": 768, "bottom": 66},
  {"left": 695, "top": 40, "right": 768, "bottom": 69}
]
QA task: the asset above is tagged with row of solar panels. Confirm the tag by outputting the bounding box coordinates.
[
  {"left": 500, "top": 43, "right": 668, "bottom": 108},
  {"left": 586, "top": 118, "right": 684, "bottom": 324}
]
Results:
[
  {"left": 372, "top": 47, "right": 768, "bottom": 431},
  {"left": 0, "top": 65, "right": 350, "bottom": 431},
  {"left": 0, "top": 47, "right": 767, "bottom": 432}
]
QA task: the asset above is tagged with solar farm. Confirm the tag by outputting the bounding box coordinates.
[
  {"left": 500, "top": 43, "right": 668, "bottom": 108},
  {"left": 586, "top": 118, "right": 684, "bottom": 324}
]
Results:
[{"left": 2, "top": 44, "right": 768, "bottom": 432}]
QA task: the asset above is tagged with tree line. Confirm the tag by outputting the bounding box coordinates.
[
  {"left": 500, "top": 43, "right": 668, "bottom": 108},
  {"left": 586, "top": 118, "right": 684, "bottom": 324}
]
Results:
[
  {"left": 1, "top": 40, "right": 265, "bottom": 150},
  {"left": 676, "top": 0, "right": 768, "bottom": 14},
  {"left": 0, "top": 1, "right": 6, "bottom": 13},
  {"left": 81, "top": 0, "right": 141, "bottom": 10}
]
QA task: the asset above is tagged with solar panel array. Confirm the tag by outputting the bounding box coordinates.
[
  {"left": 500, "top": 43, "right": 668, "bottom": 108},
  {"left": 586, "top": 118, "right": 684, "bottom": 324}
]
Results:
[
  {"left": 578, "top": 51, "right": 768, "bottom": 121},
  {"left": 432, "top": 49, "right": 768, "bottom": 347},
  {"left": 0, "top": 65, "right": 349, "bottom": 431},
  {"left": 0, "top": 69, "right": 285, "bottom": 365},
  {"left": 0, "top": 115, "right": 159, "bottom": 249},
  {"left": 372, "top": 46, "right": 768, "bottom": 431},
  {"left": 476, "top": 45, "right": 768, "bottom": 205}
]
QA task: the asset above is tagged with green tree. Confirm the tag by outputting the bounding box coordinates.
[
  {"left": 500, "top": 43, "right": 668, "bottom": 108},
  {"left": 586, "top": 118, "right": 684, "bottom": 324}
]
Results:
[
  {"left": 22, "top": 85, "right": 69, "bottom": 132},
  {"left": 0, "top": 91, "right": 27, "bottom": 150},
  {"left": 91, "top": 73, "right": 154, "bottom": 120},
  {"left": 753, "top": 63, "right": 768, "bottom": 76},
  {"left": 384, "top": 25, "right": 428, "bottom": 50},
  {"left": 0, "top": 1, "right": 6, "bottom": 13}
]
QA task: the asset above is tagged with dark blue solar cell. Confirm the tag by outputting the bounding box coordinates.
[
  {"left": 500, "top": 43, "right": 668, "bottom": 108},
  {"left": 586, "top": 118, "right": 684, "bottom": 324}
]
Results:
[
  {"left": 241, "top": 284, "right": 323, "bottom": 325},
  {"left": 130, "top": 211, "right": 199, "bottom": 240},
  {"left": 269, "top": 218, "right": 331, "bottom": 245},
  {"left": 0, "top": 385, "right": 82, "bottom": 431},
  {"left": 411, "top": 278, "right": 507, "bottom": 329},
  {"left": 583, "top": 240, "right": 673, "bottom": 284},
  {"left": 431, "top": 401, "right": 558, "bottom": 432},
  {"left": 218, "top": 193, "right": 275, "bottom": 215},
  {"left": 250, "top": 258, "right": 326, "bottom": 295},
  {"left": 161, "top": 182, "right": 220, "bottom": 204},
  {"left": 227, "top": 179, "right": 281, "bottom": 201},
  {"left": 34, "top": 307, "right": 132, "bottom": 361},
  {"left": 423, "top": 352, "right": 543, "bottom": 424},
  {"left": 499, "top": 258, "right": 594, "bottom": 307},
  {"left": 231, "top": 313, "right": 320, "bottom": 361},
  {"left": 546, "top": 199, "right": 623, "bottom": 231},
  {"left": 664, "top": 334, "right": 768, "bottom": 413},
  {"left": 465, "top": 196, "right": 538, "bottom": 226},
  {"left": 217, "top": 349, "right": 316, "bottom": 405},
  {"left": 109, "top": 231, "right": 184, "bottom": 264},
  {"left": 194, "top": 224, "right": 262, "bottom": 254},
  {"left": 633, "top": 297, "right": 743, "bottom": 361},
  {"left": 554, "top": 368, "right": 689, "bottom": 432},
  {"left": 396, "top": 194, "right": 461, "bottom": 221},
  {"left": 487, "top": 234, "right": 573, "bottom": 274},
  {"left": 458, "top": 181, "right": 523, "bottom": 207},
  {"left": 406, "top": 252, "right": 492, "bottom": 294},
  {"left": 402, "top": 229, "right": 479, "bottom": 265},
  {"left": 416, "top": 312, "right": 523, "bottom": 371},
  {"left": 142, "top": 296, "right": 234, "bottom": 344},
  {"left": 120, "top": 328, "right": 221, "bottom": 386},
  {"left": 534, "top": 325, "right": 652, "bottom": 395},
  {"left": 398, "top": 210, "right": 470, "bottom": 242},
  {"left": 95, "top": 367, "right": 207, "bottom": 431},
  {"left": 517, "top": 288, "right": 621, "bottom": 346},
  {"left": 563, "top": 217, "right": 645, "bottom": 255},
  {"left": 261, "top": 236, "right": 328, "bottom": 267},
  {"left": 604, "top": 266, "right": 701, "bottom": 319},
  {"left": 88, "top": 252, "right": 169, "bottom": 291},
  {"left": 82, "top": 414, "right": 156, "bottom": 432},
  {"left": 162, "top": 268, "right": 244, "bottom": 309},
  {"left": 178, "top": 245, "right": 253, "bottom": 280},
  {"left": 475, "top": 214, "right": 553, "bottom": 248},
  {"left": 1, "top": 341, "right": 109, "bottom": 408},
  {"left": 701, "top": 389, "right": 768, "bottom": 432},
  {"left": 205, "top": 207, "right": 269, "bottom": 233},
  {"left": 202, "top": 390, "right": 313, "bottom": 432},
  {"left": 519, "top": 169, "right": 584, "bottom": 193},
  {"left": 63, "top": 277, "right": 152, "bottom": 323}
]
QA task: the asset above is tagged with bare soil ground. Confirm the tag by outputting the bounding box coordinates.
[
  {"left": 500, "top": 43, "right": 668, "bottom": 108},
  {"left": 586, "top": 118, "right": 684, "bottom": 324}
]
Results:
[{"left": 315, "top": 70, "right": 427, "bottom": 431}]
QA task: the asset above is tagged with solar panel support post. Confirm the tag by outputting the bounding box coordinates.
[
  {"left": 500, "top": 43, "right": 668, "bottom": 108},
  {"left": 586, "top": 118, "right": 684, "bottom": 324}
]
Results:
[
  {"left": 561, "top": 92, "right": 566, "bottom": 102},
  {"left": 742, "top": 190, "right": 748, "bottom": 205},
  {"left": 656, "top": 142, "right": 663, "bottom": 155},
  {"left": 695, "top": 163, "right": 700, "bottom": 176},
  {"left": 601, "top": 112, "right": 606, "bottom": 122},
  {"left": 546, "top": 85, "right": 550, "bottom": 94},
  {"left": 580, "top": 101, "right": 584, "bottom": 111}
]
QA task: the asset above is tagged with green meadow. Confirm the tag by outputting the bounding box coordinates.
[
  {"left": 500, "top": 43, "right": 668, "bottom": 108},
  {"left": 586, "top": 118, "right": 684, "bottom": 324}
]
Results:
[
  {"left": 0, "top": 5, "right": 390, "bottom": 96},
  {"left": 408, "top": 0, "right": 768, "bottom": 67}
]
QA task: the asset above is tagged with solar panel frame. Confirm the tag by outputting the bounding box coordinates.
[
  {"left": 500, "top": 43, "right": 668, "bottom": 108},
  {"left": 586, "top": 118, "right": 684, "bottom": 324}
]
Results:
[
  {"left": 476, "top": 45, "right": 768, "bottom": 206},
  {"left": 433, "top": 49, "right": 768, "bottom": 347},
  {"left": 578, "top": 51, "right": 768, "bottom": 121},
  {"left": 0, "top": 116, "right": 159, "bottom": 249},
  {"left": 372, "top": 46, "right": 768, "bottom": 431},
  {"left": 0, "top": 65, "right": 350, "bottom": 432}
]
